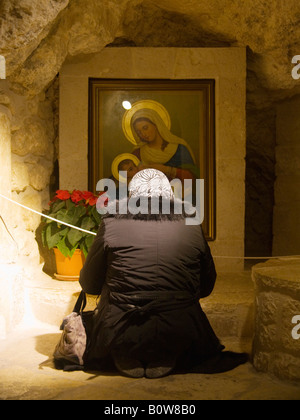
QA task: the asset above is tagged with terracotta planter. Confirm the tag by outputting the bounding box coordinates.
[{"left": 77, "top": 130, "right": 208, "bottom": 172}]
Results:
[{"left": 54, "top": 248, "right": 85, "bottom": 280}]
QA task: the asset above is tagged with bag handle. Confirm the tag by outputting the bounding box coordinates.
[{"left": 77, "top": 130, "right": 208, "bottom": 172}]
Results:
[{"left": 73, "top": 291, "right": 87, "bottom": 313}]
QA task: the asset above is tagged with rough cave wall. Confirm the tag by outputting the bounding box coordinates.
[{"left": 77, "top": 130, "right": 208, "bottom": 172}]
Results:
[
  {"left": 0, "top": 81, "right": 58, "bottom": 261},
  {"left": 0, "top": 0, "right": 123, "bottom": 266},
  {"left": 1, "top": 0, "right": 300, "bottom": 268},
  {"left": 273, "top": 95, "right": 300, "bottom": 256},
  {"left": 245, "top": 106, "right": 276, "bottom": 257}
]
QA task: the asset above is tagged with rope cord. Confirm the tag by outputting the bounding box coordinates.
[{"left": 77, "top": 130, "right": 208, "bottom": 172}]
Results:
[
  {"left": 0, "top": 192, "right": 299, "bottom": 260},
  {"left": 0, "top": 192, "right": 97, "bottom": 236}
]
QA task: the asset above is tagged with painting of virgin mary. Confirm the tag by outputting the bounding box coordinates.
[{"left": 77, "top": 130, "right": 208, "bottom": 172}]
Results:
[
  {"left": 123, "top": 101, "right": 200, "bottom": 184},
  {"left": 88, "top": 79, "right": 215, "bottom": 239}
]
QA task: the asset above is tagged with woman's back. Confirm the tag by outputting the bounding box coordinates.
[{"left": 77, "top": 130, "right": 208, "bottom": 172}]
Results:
[{"left": 103, "top": 217, "right": 209, "bottom": 296}]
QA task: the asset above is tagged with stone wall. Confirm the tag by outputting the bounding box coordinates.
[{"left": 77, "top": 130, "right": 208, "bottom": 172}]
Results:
[
  {"left": 3, "top": 81, "right": 58, "bottom": 260},
  {"left": 0, "top": 91, "right": 15, "bottom": 264},
  {"left": 273, "top": 96, "right": 300, "bottom": 256},
  {"left": 0, "top": 89, "right": 22, "bottom": 339},
  {"left": 0, "top": 79, "right": 57, "bottom": 337},
  {"left": 245, "top": 107, "right": 276, "bottom": 257},
  {"left": 252, "top": 259, "right": 300, "bottom": 381}
]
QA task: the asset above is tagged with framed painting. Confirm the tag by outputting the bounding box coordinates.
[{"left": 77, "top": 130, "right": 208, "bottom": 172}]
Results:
[{"left": 88, "top": 79, "right": 215, "bottom": 240}]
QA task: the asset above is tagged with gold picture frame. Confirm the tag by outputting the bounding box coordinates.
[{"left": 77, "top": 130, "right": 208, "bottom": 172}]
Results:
[{"left": 88, "top": 78, "right": 215, "bottom": 240}]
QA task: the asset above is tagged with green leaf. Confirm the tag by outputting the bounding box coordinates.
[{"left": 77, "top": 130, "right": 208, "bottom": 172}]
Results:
[
  {"left": 80, "top": 241, "right": 89, "bottom": 258},
  {"left": 41, "top": 225, "right": 46, "bottom": 247},
  {"left": 91, "top": 206, "right": 102, "bottom": 225},
  {"left": 45, "top": 210, "right": 70, "bottom": 224},
  {"left": 84, "top": 235, "right": 95, "bottom": 252},
  {"left": 81, "top": 216, "right": 96, "bottom": 231},
  {"left": 56, "top": 236, "right": 78, "bottom": 258},
  {"left": 67, "top": 228, "right": 83, "bottom": 247},
  {"left": 45, "top": 214, "right": 56, "bottom": 223},
  {"left": 42, "top": 221, "right": 69, "bottom": 249},
  {"left": 67, "top": 245, "right": 78, "bottom": 259},
  {"left": 45, "top": 224, "right": 67, "bottom": 249},
  {"left": 56, "top": 237, "right": 70, "bottom": 257},
  {"left": 73, "top": 205, "right": 87, "bottom": 221},
  {"left": 66, "top": 199, "right": 76, "bottom": 211},
  {"left": 50, "top": 200, "right": 66, "bottom": 213},
  {"left": 56, "top": 209, "right": 74, "bottom": 224}
]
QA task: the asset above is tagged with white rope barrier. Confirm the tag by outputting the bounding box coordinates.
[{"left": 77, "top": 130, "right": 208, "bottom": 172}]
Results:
[
  {"left": 213, "top": 255, "right": 300, "bottom": 260},
  {"left": 0, "top": 193, "right": 97, "bottom": 236},
  {"left": 0, "top": 192, "right": 299, "bottom": 260}
]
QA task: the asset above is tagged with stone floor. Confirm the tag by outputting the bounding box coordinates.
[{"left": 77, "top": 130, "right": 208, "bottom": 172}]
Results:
[
  {"left": 0, "top": 321, "right": 300, "bottom": 400},
  {"left": 1, "top": 263, "right": 300, "bottom": 400}
]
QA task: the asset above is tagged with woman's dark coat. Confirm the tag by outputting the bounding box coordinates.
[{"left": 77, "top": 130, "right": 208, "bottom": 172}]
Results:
[{"left": 79, "top": 201, "right": 223, "bottom": 370}]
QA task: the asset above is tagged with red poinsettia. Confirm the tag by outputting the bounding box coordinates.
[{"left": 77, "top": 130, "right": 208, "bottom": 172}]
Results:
[
  {"left": 50, "top": 189, "right": 101, "bottom": 207},
  {"left": 87, "top": 195, "right": 98, "bottom": 206},
  {"left": 70, "top": 189, "right": 83, "bottom": 204},
  {"left": 43, "top": 188, "right": 103, "bottom": 258},
  {"left": 55, "top": 190, "right": 71, "bottom": 200},
  {"left": 81, "top": 191, "right": 94, "bottom": 201}
]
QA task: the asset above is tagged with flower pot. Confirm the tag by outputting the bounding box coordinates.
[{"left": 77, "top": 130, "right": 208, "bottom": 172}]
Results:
[{"left": 53, "top": 248, "right": 85, "bottom": 280}]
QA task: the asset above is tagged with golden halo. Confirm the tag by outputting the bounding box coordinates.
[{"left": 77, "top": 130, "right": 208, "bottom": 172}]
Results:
[
  {"left": 111, "top": 153, "right": 140, "bottom": 183},
  {"left": 122, "top": 100, "right": 171, "bottom": 145}
]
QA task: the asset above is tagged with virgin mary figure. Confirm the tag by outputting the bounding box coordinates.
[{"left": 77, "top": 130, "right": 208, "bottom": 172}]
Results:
[{"left": 128, "top": 107, "right": 199, "bottom": 183}]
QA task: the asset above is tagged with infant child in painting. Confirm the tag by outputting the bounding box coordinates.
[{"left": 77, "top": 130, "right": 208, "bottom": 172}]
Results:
[{"left": 118, "top": 159, "right": 140, "bottom": 180}]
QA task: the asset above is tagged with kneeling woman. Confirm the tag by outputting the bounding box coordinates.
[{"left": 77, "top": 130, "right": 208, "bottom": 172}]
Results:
[{"left": 79, "top": 169, "right": 247, "bottom": 378}]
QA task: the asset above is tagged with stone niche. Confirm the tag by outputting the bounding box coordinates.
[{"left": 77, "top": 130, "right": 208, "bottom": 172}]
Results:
[{"left": 59, "top": 48, "right": 246, "bottom": 271}]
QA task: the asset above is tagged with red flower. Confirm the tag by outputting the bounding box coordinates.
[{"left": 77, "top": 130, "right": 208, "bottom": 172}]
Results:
[
  {"left": 50, "top": 189, "right": 99, "bottom": 207},
  {"left": 97, "top": 192, "right": 108, "bottom": 208},
  {"left": 82, "top": 191, "right": 97, "bottom": 206},
  {"left": 88, "top": 196, "right": 98, "bottom": 206},
  {"left": 55, "top": 190, "right": 71, "bottom": 200},
  {"left": 71, "top": 190, "right": 84, "bottom": 203},
  {"left": 81, "top": 191, "right": 94, "bottom": 201}
]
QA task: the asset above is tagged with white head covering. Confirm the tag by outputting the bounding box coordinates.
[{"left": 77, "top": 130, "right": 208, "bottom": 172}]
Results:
[{"left": 128, "top": 168, "right": 174, "bottom": 199}]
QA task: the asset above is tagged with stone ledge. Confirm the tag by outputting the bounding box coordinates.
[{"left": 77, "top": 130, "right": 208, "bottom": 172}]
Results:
[
  {"left": 24, "top": 267, "right": 97, "bottom": 326},
  {"left": 252, "top": 258, "right": 300, "bottom": 296},
  {"left": 202, "top": 271, "right": 254, "bottom": 339},
  {"left": 23, "top": 265, "right": 255, "bottom": 341},
  {"left": 252, "top": 258, "right": 300, "bottom": 381},
  {"left": 2, "top": 256, "right": 254, "bottom": 343}
]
